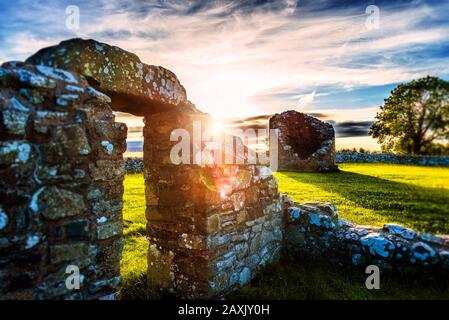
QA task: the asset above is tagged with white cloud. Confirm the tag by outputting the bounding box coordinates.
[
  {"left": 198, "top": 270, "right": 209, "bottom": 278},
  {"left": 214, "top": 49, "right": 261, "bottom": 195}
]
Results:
[
  {"left": 1, "top": 0, "right": 449, "bottom": 121},
  {"left": 296, "top": 91, "right": 316, "bottom": 110}
]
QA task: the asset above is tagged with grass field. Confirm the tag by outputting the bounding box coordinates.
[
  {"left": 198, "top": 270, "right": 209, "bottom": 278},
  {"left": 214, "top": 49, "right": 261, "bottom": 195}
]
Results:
[
  {"left": 275, "top": 163, "right": 449, "bottom": 234},
  {"left": 121, "top": 173, "right": 153, "bottom": 299},
  {"left": 121, "top": 164, "right": 449, "bottom": 299}
]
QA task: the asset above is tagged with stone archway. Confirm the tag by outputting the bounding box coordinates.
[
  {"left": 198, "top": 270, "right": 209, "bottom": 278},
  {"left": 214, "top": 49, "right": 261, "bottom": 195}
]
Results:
[{"left": 0, "top": 39, "right": 284, "bottom": 299}]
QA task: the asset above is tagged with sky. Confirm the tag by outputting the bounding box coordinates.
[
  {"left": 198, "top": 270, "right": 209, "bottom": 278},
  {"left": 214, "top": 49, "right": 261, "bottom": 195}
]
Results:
[{"left": 1, "top": 0, "right": 449, "bottom": 151}]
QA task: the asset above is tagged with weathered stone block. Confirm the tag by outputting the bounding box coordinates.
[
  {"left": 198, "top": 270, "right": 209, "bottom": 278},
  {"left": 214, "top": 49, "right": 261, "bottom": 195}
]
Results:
[
  {"left": 89, "top": 276, "right": 122, "bottom": 294},
  {"left": 92, "top": 199, "right": 123, "bottom": 215},
  {"left": 1, "top": 106, "right": 28, "bottom": 136},
  {"left": 89, "top": 160, "right": 125, "bottom": 181},
  {"left": 31, "top": 186, "right": 86, "bottom": 220},
  {"left": 46, "top": 124, "right": 91, "bottom": 158},
  {"left": 49, "top": 243, "right": 97, "bottom": 264},
  {"left": 0, "top": 141, "right": 33, "bottom": 166},
  {"left": 0, "top": 206, "right": 9, "bottom": 231},
  {"left": 97, "top": 221, "right": 122, "bottom": 240},
  {"left": 26, "top": 39, "right": 189, "bottom": 115}
]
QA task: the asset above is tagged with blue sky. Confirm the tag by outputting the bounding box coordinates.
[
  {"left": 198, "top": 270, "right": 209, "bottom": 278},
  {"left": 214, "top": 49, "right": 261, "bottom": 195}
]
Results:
[{"left": 1, "top": 0, "right": 449, "bottom": 149}]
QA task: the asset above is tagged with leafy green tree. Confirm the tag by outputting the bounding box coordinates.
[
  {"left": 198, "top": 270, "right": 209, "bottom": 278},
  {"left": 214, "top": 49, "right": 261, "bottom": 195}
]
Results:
[{"left": 370, "top": 76, "right": 449, "bottom": 155}]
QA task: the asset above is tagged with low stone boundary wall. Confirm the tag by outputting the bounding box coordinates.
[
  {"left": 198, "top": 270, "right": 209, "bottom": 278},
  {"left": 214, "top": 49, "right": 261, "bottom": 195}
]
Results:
[
  {"left": 336, "top": 152, "right": 449, "bottom": 166},
  {"left": 124, "top": 157, "right": 144, "bottom": 173},
  {"left": 127, "top": 153, "right": 449, "bottom": 173},
  {"left": 284, "top": 202, "right": 449, "bottom": 272}
]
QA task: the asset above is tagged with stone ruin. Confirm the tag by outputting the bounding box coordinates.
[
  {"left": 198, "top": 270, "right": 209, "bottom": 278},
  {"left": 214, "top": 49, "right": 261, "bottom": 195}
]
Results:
[
  {"left": 1, "top": 39, "right": 448, "bottom": 300},
  {"left": 269, "top": 110, "right": 338, "bottom": 172},
  {"left": 143, "top": 110, "right": 283, "bottom": 297},
  {"left": 285, "top": 201, "right": 449, "bottom": 272},
  {"left": 0, "top": 39, "right": 283, "bottom": 299}
]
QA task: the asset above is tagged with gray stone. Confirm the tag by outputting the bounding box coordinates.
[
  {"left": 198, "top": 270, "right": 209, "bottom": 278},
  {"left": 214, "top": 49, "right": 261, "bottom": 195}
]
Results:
[
  {"left": 0, "top": 141, "right": 32, "bottom": 164},
  {"left": 418, "top": 232, "right": 444, "bottom": 245},
  {"left": 89, "top": 276, "right": 122, "bottom": 294},
  {"left": 89, "top": 160, "right": 125, "bottom": 181},
  {"left": 0, "top": 62, "right": 126, "bottom": 300},
  {"left": 308, "top": 212, "right": 336, "bottom": 229},
  {"left": 384, "top": 224, "right": 416, "bottom": 240},
  {"left": 229, "top": 272, "right": 239, "bottom": 287},
  {"left": 0, "top": 65, "right": 57, "bottom": 88},
  {"left": 410, "top": 242, "right": 438, "bottom": 265},
  {"left": 50, "top": 243, "right": 96, "bottom": 264},
  {"left": 351, "top": 253, "right": 365, "bottom": 266},
  {"left": 360, "top": 233, "right": 395, "bottom": 258},
  {"left": 0, "top": 207, "right": 8, "bottom": 230},
  {"left": 49, "top": 124, "right": 91, "bottom": 156},
  {"left": 1, "top": 106, "right": 28, "bottom": 136},
  {"left": 32, "top": 186, "right": 86, "bottom": 220},
  {"left": 216, "top": 253, "right": 236, "bottom": 272},
  {"left": 92, "top": 199, "right": 123, "bottom": 215},
  {"left": 288, "top": 207, "right": 301, "bottom": 222},
  {"left": 97, "top": 221, "right": 122, "bottom": 240},
  {"left": 239, "top": 267, "right": 251, "bottom": 287},
  {"left": 98, "top": 292, "right": 119, "bottom": 300}
]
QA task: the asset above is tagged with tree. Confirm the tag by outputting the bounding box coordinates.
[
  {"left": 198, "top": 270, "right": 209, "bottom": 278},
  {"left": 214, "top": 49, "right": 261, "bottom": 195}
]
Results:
[{"left": 370, "top": 76, "right": 449, "bottom": 155}]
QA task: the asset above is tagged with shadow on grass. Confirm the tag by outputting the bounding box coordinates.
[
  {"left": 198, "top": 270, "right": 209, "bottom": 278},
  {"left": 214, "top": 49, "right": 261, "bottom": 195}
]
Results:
[
  {"left": 281, "top": 170, "right": 449, "bottom": 234},
  {"left": 121, "top": 272, "right": 155, "bottom": 300},
  {"left": 120, "top": 271, "right": 178, "bottom": 300},
  {"left": 228, "top": 254, "right": 449, "bottom": 300},
  {"left": 121, "top": 255, "right": 449, "bottom": 300}
]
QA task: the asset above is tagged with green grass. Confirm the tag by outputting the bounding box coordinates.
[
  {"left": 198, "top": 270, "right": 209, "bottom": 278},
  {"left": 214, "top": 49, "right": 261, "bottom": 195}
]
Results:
[
  {"left": 230, "top": 255, "right": 449, "bottom": 300},
  {"left": 120, "top": 164, "right": 449, "bottom": 299},
  {"left": 120, "top": 174, "right": 154, "bottom": 300},
  {"left": 274, "top": 163, "right": 449, "bottom": 234}
]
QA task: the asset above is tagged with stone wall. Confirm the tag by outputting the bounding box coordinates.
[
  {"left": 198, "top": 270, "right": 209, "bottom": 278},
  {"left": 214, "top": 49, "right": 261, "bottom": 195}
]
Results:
[
  {"left": 124, "top": 157, "right": 144, "bottom": 173},
  {"left": 124, "top": 152, "right": 449, "bottom": 173},
  {"left": 144, "top": 109, "right": 284, "bottom": 298},
  {"left": 336, "top": 152, "right": 449, "bottom": 166},
  {"left": 1, "top": 38, "right": 286, "bottom": 300},
  {"left": 269, "top": 111, "right": 337, "bottom": 172},
  {"left": 0, "top": 63, "right": 127, "bottom": 299},
  {"left": 285, "top": 201, "right": 449, "bottom": 272}
]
